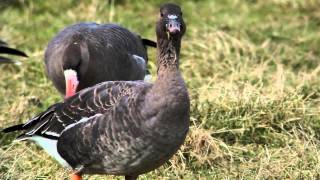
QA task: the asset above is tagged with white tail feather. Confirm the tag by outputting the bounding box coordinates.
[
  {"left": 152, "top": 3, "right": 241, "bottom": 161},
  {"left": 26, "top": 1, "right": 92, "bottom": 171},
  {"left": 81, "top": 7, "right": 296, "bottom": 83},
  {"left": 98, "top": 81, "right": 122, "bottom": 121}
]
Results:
[{"left": 28, "top": 136, "right": 71, "bottom": 168}]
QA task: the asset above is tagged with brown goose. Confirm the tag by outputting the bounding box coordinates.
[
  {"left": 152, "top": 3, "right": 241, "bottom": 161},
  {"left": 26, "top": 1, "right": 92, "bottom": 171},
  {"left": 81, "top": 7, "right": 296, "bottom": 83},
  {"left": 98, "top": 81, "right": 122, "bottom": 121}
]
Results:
[
  {"left": 0, "top": 40, "right": 28, "bottom": 64},
  {"left": 3, "top": 3, "right": 188, "bottom": 180},
  {"left": 45, "top": 23, "right": 156, "bottom": 98}
]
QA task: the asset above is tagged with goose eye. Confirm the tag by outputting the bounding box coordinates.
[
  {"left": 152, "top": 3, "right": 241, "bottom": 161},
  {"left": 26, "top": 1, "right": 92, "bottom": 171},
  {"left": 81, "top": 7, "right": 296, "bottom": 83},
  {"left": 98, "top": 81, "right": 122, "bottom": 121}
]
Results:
[{"left": 160, "top": 13, "right": 164, "bottom": 17}]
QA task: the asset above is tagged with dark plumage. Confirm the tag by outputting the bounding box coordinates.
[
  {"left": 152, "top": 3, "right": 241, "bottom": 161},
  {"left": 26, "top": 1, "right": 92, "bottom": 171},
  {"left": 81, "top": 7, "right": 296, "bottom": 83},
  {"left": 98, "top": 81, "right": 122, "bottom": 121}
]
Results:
[
  {"left": 44, "top": 23, "right": 156, "bottom": 98},
  {"left": 3, "top": 3, "right": 188, "bottom": 180},
  {"left": 0, "top": 40, "right": 28, "bottom": 64}
]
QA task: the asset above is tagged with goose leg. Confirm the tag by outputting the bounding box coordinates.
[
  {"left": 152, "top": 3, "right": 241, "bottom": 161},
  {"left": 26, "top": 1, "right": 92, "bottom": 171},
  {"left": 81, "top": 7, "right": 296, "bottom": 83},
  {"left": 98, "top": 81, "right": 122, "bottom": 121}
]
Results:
[
  {"left": 70, "top": 173, "right": 82, "bottom": 180},
  {"left": 64, "top": 69, "right": 79, "bottom": 98},
  {"left": 125, "top": 175, "right": 138, "bottom": 180}
]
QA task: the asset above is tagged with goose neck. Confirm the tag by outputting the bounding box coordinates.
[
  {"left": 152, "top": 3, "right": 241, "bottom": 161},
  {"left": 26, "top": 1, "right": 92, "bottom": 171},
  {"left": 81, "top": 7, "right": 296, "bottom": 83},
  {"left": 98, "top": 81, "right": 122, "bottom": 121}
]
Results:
[{"left": 156, "top": 37, "right": 181, "bottom": 74}]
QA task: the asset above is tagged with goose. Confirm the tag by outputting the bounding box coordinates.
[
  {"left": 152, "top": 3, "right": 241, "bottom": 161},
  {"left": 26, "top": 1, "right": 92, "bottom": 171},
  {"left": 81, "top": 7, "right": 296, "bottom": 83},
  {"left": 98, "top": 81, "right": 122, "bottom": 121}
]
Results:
[
  {"left": 3, "top": 3, "right": 188, "bottom": 180},
  {"left": 44, "top": 23, "right": 156, "bottom": 98},
  {"left": 0, "top": 40, "right": 28, "bottom": 64}
]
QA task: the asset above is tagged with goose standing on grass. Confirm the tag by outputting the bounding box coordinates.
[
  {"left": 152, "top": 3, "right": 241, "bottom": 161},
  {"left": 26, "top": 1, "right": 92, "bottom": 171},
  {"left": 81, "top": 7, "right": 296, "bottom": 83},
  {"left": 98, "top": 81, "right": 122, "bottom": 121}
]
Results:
[
  {"left": 45, "top": 23, "right": 156, "bottom": 98},
  {"left": 3, "top": 3, "right": 188, "bottom": 180},
  {"left": 0, "top": 40, "right": 28, "bottom": 64}
]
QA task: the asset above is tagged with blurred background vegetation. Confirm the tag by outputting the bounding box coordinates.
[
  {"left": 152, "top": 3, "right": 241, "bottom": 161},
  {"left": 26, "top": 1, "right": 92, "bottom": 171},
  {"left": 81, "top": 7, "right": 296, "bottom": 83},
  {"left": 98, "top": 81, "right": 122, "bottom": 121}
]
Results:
[{"left": 0, "top": 0, "right": 320, "bottom": 179}]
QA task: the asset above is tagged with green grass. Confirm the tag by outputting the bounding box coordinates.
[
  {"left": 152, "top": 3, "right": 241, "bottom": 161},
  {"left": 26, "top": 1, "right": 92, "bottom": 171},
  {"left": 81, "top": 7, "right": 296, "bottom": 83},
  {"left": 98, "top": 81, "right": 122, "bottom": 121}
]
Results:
[{"left": 1, "top": 0, "right": 320, "bottom": 179}]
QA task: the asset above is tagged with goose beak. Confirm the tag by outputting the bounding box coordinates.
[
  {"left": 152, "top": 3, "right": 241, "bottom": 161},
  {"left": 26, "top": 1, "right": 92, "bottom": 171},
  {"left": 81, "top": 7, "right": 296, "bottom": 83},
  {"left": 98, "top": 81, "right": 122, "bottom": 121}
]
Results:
[
  {"left": 167, "top": 19, "right": 180, "bottom": 34},
  {"left": 64, "top": 69, "right": 79, "bottom": 99}
]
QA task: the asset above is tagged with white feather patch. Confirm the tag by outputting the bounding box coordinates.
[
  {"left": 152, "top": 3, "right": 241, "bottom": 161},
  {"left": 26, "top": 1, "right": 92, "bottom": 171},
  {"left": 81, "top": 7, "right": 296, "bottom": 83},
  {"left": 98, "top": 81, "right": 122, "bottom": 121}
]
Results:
[
  {"left": 168, "top": 15, "right": 178, "bottom": 19},
  {"left": 44, "top": 131, "right": 60, "bottom": 137},
  {"left": 63, "top": 69, "right": 77, "bottom": 78},
  {"left": 144, "top": 74, "right": 153, "bottom": 83},
  {"left": 132, "top": 55, "right": 146, "bottom": 66},
  {"left": 62, "top": 113, "right": 103, "bottom": 133},
  {"left": 28, "top": 136, "right": 71, "bottom": 168}
]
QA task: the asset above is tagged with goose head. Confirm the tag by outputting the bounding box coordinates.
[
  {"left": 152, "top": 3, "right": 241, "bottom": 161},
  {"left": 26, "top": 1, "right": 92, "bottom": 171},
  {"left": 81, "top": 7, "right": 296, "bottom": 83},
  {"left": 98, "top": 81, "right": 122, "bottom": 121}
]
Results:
[{"left": 156, "top": 3, "right": 185, "bottom": 40}]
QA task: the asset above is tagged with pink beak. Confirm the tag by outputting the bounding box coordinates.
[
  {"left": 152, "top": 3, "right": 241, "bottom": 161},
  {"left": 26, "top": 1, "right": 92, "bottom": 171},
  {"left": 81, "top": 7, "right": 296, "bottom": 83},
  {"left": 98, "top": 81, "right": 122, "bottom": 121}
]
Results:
[
  {"left": 167, "top": 20, "right": 180, "bottom": 34},
  {"left": 64, "top": 69, "right": 79, "bottom": 99}
]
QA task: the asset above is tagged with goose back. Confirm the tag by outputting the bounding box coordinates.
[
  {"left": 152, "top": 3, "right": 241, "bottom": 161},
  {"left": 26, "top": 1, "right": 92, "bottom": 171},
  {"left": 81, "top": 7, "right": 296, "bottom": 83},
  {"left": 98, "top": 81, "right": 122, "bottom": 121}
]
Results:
[{"left": 45, "top": 23, "right": 152, "bottom": 94}]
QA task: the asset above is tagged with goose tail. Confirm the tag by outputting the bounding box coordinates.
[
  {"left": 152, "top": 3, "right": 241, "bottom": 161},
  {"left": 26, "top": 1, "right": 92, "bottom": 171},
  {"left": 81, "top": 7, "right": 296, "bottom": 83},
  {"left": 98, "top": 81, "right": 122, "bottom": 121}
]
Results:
[
  {"left": 2, "top": 124, "right": 25, "bottom": 133},
  {"left": 142, "top": 38, "right": 157, "bottom": 48},
  {"left": 0, "top": 46, "right": 28, "bottom": 57}
]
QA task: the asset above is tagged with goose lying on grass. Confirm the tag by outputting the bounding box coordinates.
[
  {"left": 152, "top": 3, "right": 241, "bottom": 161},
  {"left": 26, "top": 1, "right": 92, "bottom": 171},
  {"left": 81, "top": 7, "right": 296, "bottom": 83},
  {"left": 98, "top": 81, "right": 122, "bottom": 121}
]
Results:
[{"left": 3, "top": 3, "right": 188, "bottom": 180}]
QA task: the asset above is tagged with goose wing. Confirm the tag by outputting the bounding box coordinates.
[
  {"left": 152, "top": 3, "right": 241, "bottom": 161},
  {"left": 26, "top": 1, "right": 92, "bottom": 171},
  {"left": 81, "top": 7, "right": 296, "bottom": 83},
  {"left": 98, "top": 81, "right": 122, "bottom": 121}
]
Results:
[
  {"left": 3, "top": 80, "right": 151, "bottom": 141},
  {"left": 57, "top": 81, "right": 154, "bottom": 173},
  {"left": 56, "top": 103, "right": 149, "bottom": 174}
]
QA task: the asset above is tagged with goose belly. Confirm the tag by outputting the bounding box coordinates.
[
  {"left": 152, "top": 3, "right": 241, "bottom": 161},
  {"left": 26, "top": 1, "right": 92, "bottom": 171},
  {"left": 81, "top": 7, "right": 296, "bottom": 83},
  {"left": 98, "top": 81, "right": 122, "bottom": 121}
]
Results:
[{"left": 82, "top": 131, "right": 187, "bottom": 175}]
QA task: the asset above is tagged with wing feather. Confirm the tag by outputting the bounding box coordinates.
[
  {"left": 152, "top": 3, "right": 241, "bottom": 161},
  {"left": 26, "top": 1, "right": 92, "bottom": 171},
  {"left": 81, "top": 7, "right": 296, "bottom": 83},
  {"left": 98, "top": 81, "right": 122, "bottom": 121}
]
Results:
[{"left": 3, "top": 81, "right": 150, "bottom": 141}]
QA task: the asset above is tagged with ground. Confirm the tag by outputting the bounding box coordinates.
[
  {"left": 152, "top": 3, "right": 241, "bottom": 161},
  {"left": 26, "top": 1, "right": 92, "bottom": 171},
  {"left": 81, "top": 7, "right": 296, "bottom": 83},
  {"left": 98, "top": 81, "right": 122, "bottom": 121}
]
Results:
[{"left": 0, "top": 0, "right": 320, "bottom": 179}]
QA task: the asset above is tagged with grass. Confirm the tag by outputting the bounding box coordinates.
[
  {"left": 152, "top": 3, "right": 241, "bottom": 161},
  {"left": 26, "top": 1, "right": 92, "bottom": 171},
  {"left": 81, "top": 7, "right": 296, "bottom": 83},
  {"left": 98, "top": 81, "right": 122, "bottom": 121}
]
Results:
[{"left": 1, "top": 0, "right": 320, "bottom": 179}]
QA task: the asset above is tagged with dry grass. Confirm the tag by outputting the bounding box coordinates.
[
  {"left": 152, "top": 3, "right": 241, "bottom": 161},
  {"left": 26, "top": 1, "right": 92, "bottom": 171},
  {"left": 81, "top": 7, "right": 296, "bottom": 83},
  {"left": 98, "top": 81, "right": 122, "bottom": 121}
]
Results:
[{"left": 0, "top": 0, "right": 320, "bottom": 179}]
